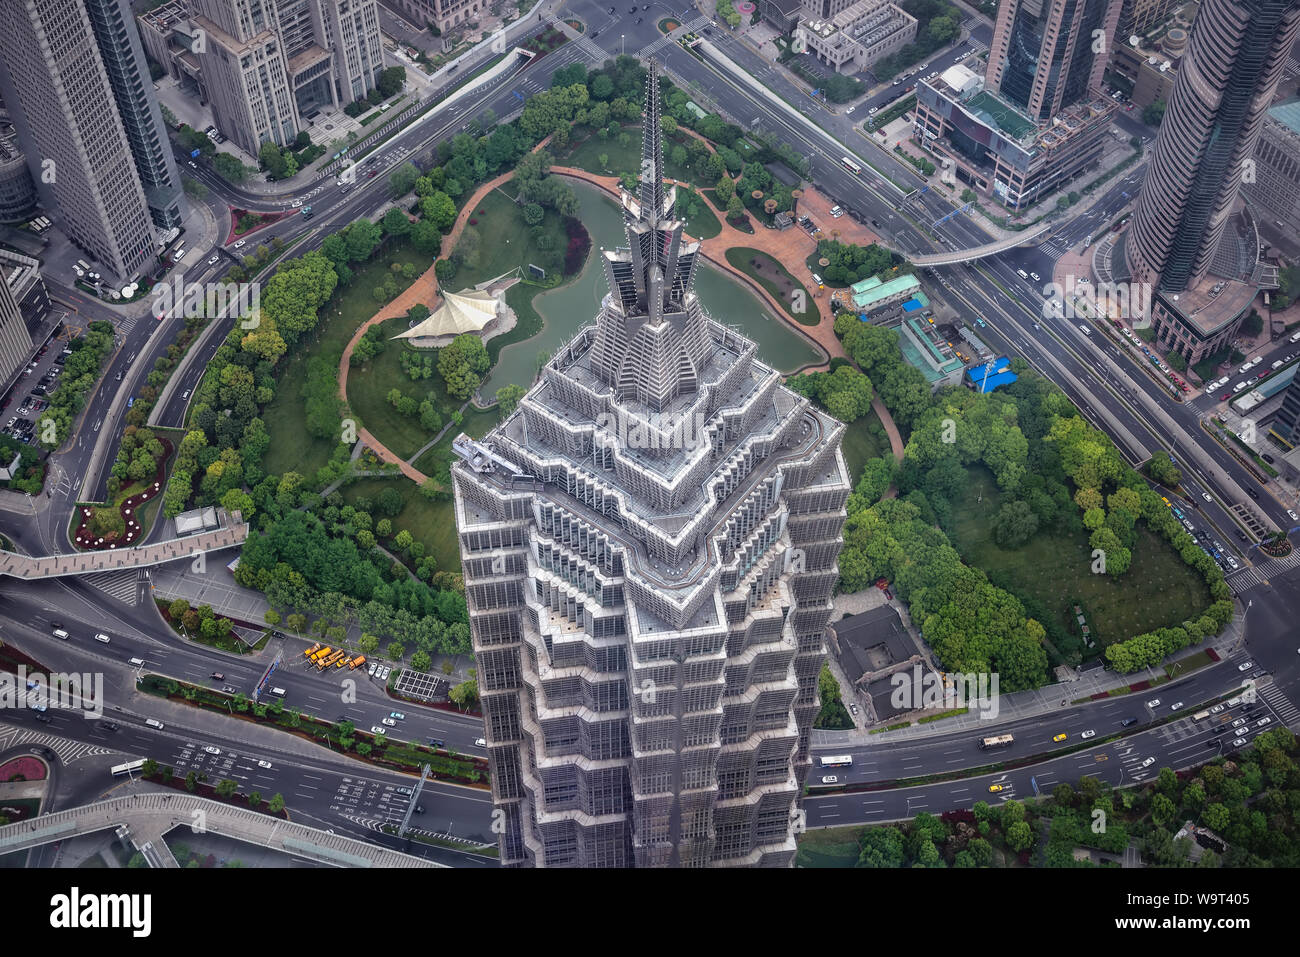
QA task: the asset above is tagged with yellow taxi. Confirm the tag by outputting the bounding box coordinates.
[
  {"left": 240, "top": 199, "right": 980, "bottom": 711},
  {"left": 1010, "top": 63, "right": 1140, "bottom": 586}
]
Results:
[
  {"left": 1052, "top": 732, "right": 1068, "bottom": 742},
  {"left": 988, "top": 784, "right": 1003, "bottom": 793}
]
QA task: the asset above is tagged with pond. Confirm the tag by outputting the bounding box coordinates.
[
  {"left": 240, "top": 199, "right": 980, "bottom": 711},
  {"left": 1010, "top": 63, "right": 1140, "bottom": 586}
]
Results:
[{"left": 481, "top": 180, "right": 825, "bottom": 393}]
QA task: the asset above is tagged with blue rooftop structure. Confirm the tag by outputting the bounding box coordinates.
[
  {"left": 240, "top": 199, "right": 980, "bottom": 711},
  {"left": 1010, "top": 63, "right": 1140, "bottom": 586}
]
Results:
[
  {"left": 966, "top": 357, "right": 1017, "bottom": 392},
  {"left": 901, "top": 298, "right": 924, "bottom": 313}
]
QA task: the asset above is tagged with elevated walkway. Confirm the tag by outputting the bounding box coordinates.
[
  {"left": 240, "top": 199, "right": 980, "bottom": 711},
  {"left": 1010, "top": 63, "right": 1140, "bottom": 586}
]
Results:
[
  {"left": 910, "top": 220, "right": 1054, "bottom": 265},
  {"left": 0, "top": 521, "right": 248, "bottom": 579},
  {"left": 0, "top": 792, "right": 443, "bottom": 867}
]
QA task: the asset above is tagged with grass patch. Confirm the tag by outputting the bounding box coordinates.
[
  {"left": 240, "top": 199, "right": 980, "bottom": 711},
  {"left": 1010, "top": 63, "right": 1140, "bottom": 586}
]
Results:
[
  {"left": 917, "top": 707, "right": 968, "bottom": 724},
  {"left": 448, "top": 187, "right": 568, "bottom": 291},
  {"left": 261, "top": 237, "right": 435, "bottom": 479},
  {"left": 1165, "top": 649, "right": 1215, "bottom": 680},
  {"left": 948, "top": 467, "right": 1212, "bottom": 650},
  {"left": 723, "top": 247, "right": 816, "bottom": 326},
  {"left": 840, "top": 412, "right": 885, "bottom": 483},
  {"left": 795, "top": 825, "right": 862, "bottom": 867}
]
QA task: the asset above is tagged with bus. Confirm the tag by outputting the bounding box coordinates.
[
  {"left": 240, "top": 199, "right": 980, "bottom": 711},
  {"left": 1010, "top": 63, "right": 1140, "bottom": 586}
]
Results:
[
  {"left": 818, "top": 755, "right": 854, "bottom": 768},
  {"left": 978, "top": 734, "right": 1015, "bottom": 750},
  {"left": 304, "top": 642, "right": 321, "bottom": 660},
  {"left": 1192, "top": 710, "right": 1212, "bottom": 722},
  {"left": 111, "top": 759, "right": 146, "bottom": 777},
  {"left": 841, "top": 156, "right": 862, "bottom": 175}
]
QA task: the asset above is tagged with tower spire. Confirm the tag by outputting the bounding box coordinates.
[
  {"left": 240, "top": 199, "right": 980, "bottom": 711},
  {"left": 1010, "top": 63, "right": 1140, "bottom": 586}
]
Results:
[{"left": 639, "top": 62, "right": 667, "bottom": 221}]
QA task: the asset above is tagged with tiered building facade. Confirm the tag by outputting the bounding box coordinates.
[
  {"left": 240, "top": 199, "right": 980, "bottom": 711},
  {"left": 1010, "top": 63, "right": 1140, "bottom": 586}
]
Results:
[{"left": 451, "top": 69, "right": 849, "bottom": 867}]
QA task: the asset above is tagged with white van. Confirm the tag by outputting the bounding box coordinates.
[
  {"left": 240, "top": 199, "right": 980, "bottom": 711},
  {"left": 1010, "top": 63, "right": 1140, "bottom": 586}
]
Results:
[
  {"left": 128, "top": 657, "right": 145, "bottom": 666},
  {"left": 52, "top": 628, "right": 69, "bottom": 640},
  {"left": 1291, "top": 330, "right": 1300, "bottom": 344},
  {"left": 1017, "top": 268, "right": 1029, "bottom": 279},
  {"left": 270, "top": 686, "right": 286, "bottom": 697},
  {"left": 145, "top": 718, "right": 165, "bottom": 729},
  {"left": 811, "top": 273, "right": 823, "bottom": 286},
  {"left": 1079, "top": 324, "right": 1091, "bottom": 335}
]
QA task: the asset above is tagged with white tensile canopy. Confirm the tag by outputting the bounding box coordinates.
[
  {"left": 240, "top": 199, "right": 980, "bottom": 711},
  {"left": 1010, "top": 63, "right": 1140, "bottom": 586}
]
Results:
[{"left": 391, "top": 289, "right": 497, "bottom": 340}]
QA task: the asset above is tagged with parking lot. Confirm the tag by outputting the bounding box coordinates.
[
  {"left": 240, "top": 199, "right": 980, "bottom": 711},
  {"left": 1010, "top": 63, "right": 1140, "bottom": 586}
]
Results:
[
  {"left": 394, "top": 669, "right": 447, "bottom": 703},
  {"left": 2, "top": 321, "right": 72, "bottom": 445}
]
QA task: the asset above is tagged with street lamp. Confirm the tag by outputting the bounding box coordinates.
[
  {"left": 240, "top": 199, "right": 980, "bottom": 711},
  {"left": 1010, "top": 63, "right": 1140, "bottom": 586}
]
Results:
[{"left": 621, "top": 34, "right": 625, "bottom": 55}]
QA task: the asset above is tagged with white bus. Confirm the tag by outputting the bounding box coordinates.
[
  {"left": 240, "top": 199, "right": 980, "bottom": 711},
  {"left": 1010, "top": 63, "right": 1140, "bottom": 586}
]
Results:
[
  {"left": 1192, "top": 710, "right": 1212, "bottom": 722},
  {"left": 978, "top": 734, "right": 1015, "bottom": 750},
  {"left": 110, "top": 759, "right": 146, "bottom": 777},
  {"left": 841, "top": 156, "right": 862, "bottom": 175},
  {"left": 818, "top": 754, "right": 854, "bottom": 768}
]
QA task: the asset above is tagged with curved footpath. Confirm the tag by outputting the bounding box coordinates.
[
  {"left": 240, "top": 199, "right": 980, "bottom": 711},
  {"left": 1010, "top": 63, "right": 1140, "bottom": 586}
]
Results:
[{"left": 339, "top": 140, "right": 916, "bottom": 485}]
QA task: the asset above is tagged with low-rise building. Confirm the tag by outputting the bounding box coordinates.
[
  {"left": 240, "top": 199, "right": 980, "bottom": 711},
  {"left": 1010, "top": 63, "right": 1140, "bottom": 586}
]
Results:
[
  {"left": 798, "top": 0, "right": 917, "bottom": 75},
  {"left": 913, "top": 64, "right": 1116, "bottom": 211},
  {"left": 381, "top": 0, "right": 488, "bottom": 37}
]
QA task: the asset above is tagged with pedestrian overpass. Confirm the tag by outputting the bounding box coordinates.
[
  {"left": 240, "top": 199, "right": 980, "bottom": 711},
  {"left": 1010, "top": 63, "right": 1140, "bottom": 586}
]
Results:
[
  {"left": 909, "top": 220, "right": 1054, "bottom": 266},
  {"left": 0, "top": 792, "right": 443, "bottom": 867},
  {"left": 0, "top": 522, "right": 248, "bottom": 580}
]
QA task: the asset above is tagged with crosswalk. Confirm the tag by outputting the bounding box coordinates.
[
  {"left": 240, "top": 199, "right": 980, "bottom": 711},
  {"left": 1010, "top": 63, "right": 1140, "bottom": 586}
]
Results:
[
  {"left": 85, "top": 568, "right": 146, "bottom": 605},
  {"left": 1227, "top": 547, "right": 1300, "bottom": 591},
  {"left": 0, "top": 723, "right": 117, "bottom": 766},
  {"left": 549, "top": 17, "right": 607, "bottom": 63},
  {"left": 1256, "top": 681, "right": 1300, "bottom": 730}
]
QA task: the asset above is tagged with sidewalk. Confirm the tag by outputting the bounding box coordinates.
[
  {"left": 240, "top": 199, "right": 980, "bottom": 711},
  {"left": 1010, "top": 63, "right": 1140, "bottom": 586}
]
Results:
[{"left": 811, "top": 612, "right": 1246, "bottom": 748}]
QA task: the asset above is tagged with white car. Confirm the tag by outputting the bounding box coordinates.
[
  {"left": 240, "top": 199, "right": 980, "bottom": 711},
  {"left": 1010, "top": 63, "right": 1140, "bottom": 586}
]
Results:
[
  {"left": 204, "top": 746, "right": 221, "bottom": 755},
  {"left": 1202, "top": 492, "right": 1213, "bottom": 502},
  {"left": 475, "top": 737, "right": 486, "bottom": 747},
  {"left": 1232, "top": 718, "right": 1247, "bottom": 727},
  {"left": 207, "top": 255, "right": 219, "bottom": 265},
  {"left": 1232, "top": 737, "right": 1248, "bottom": 747},
  {"left": 371, "top": 725, "right": 387, "bottom": 735},
  {"left": 1140, "top": 757, "right": 1156, "bottom": 768},
  {"left": 1288, "top": 509, "right": 1299, "bottom": 521},
  {"left": 93, "top": 632, "right": 110, "bottom": 643},
  {"left": 381, "top": 717, "right": 396, "bottom": 727},
  {"left": 821, "top": 775, "right": 838, "bottom": 784},
  {"left": 368, "top": 663, "right": 377, "bottom": 676},
  {"left": 1210, "top": 704, "right": 1225, "bottom": 714},
  {"left": 1257, "top": 717, "right": 1272, "bottom": 728},
  {"left": 1170, "top": 701, "right": 1184, "bottom": 711},
  {"left": 1029, "top": 271, "right": 1041, "bottom": 281},
  {"left": 1146, "top": 698, "right": 1161, "bottom": 709},
  {"left": 1238, "top": 661, "right": 1254, "bottom": 672},
  {"left": 257, "top": 760, "right": 272, "bottom": 769},
  {"left": 232, "top": 239, "right": 246, "bottom": 248},
  {"left": 1080, "top": 729, "right": 1096, "bottom": 739},
  {"left": 291, "top": 200, "right": 302, "bottom": 208}
]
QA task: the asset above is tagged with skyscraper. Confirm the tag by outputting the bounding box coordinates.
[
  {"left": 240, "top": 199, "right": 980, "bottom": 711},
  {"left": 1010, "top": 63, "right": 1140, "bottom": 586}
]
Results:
[
  {"left": 84, "top": 0, "right": 184, "bottom": 229},
  {"left": 986, "top": 0, "right": 1123, "bottom": 122},
  {"left": 1126, "top": 0, "right": 1300, "bottom": 293},
  {"left": 0, "top": 0, "right": 158, "bottom": 280},
  {"left": 452, "top": 68, "right": 850, "bottom": 868}
]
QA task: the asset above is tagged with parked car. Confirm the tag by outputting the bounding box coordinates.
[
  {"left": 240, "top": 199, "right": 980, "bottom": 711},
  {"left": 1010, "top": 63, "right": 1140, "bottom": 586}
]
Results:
[
  {"left": 475, "top": 737, "right": 487, "bottom": 747},
  {"left": 204, "top": 746, "right": 221, "bottom": 755}
]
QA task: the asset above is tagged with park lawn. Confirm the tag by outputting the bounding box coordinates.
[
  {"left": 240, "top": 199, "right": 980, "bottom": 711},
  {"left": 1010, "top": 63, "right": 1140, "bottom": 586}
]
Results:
[
  {"left": 262, "top": 238, "right": 435, "bottom": 478},
  {"left": 446, "top": 187, "right": 568, "bottom": 292},
  {"left": 724, "top": 247, "right": 816, "bottom": 326},
  {"left": 335, "top": 406, "right": 498, "bottom": 572},
  {"left": 795, "top": 826, "right": 860, "bottom": 868},
  {"left": 561, "top": 128, "right": 640, "bottom": 178},
  {"left": 840, "top": 412, "right": 885, "bottom": 484},
  {"left": 948, "top": 467, "right": 1212, "bottom": 648},
  {"left": 680, "top": 193, "right": 721, "bottom": 241},
  {"left": 347, "top": 313, "right": 462, "bottom": 461}
]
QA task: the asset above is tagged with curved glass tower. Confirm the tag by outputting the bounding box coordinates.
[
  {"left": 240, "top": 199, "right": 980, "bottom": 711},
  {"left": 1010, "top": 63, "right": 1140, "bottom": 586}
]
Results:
[{"left": 1126, "top": 0, "right": 1300, "bottom": 292}]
